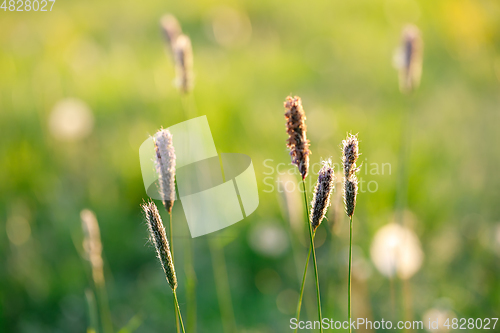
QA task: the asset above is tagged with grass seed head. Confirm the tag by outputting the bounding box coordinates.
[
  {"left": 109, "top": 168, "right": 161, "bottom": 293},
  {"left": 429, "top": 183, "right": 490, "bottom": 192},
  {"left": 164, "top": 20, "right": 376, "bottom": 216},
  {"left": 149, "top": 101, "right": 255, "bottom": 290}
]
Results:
[
  {"left": 342, "top": 133, "right": 360, "bottom": 217},
  {"left": 81, "top": 209, "right": 104, "bottom": 286},
  {"left": 342, "top": 133, "right": 360, "bottom": 179},
  {"left": 397, "top": 24, "right": 423, "bottom": 94},
  {"left": 154, "top": 129, "right": 176, "bottom": 213},
  {"left": 310, "top": 159, "right": 335, "bottom": 232},
  {"left": 160, "top": 14, "right": 182, "bottom": 50},
  {"left": 284, "top": 96, "right": 311, "bottom": 180},
  {"left": 344, "top": 177, "right": 358, "bottom": 218},
  {"left": 142, "top": 201, "right": 177, "bottom": 291},
  {"left": 173, "top": 34, "right": 194, "bottom": 94}
]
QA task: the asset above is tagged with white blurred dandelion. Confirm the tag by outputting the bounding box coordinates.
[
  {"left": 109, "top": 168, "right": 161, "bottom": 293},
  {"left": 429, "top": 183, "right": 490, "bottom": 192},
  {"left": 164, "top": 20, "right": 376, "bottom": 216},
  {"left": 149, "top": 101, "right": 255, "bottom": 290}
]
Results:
[
  {"left": 48, "top": 98, "right": 94, "bottom": 141},
  {"left": 370, "top": 223, "right": 423, "bottom": 279},
  {"left": 423, "top": 308, "right": 456, "bottom": 333}
]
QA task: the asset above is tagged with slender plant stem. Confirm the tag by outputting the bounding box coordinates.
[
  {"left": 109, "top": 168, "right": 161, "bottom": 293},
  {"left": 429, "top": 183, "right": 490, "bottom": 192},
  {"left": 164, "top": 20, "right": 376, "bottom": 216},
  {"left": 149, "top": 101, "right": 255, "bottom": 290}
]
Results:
[
  {"left": 185, "top": 237, "right": 197, "bottom": 333},
  {"left": 85, "top": 289, "right": 99, "bottom": 333},
  {"left": 169, "top": 212, "right": 174, "bottom": 259},
  {"left": 209, "top": 238, "right": 237, "bottom": 333},
  {"left": 395, "top": 96, "right": 414, "bottom": 331},
  {"left": 389, "top": 276, "right": 396, "bottom": 321},
  {"left": 173, "top": 291, "right": 186, "bottom": 333},
  {"left": 348, "top": 216, "right": 353, "bottom": 333},
  {"left": 168, "top": 212, "right": 181, "bottom": 333},
  {"left": 179, "top": 93, "right": 198, "bottom": 332},
  {"left": 301, "top": 180, "right": 323, "bottom": 332},
  {"left": 96, "top": 280, "right": 113, "bottom": 333},
  {"left": 294, "top": 231, "right": 316, "bottom": 333}
]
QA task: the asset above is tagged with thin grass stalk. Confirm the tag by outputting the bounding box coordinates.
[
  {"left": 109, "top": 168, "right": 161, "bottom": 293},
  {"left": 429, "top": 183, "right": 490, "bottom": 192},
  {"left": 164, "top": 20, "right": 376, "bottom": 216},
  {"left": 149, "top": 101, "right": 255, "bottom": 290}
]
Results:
[
  {"left": 393, "top": 75, "right": 416, "bottom": 333},
  {"left": 85, "top": 289, "right": 99, "bottom": 333},
  {"left": 173, "top": 291, "right": 186, "bottom": 333},
  {"left": 178, "top": 81, "right": 199, "bottom": 333},
  {"left": 294, "top": 230, "right": 316, "bottom": 333},
  {"left": 348, "top": 216, "right": 353, "bottom": 333},
  {"left": 389, "top": 276, "right": 396, "bottom": 322},
  {"left": 168, "top": 213, "right": 181, "bottom": 333},
  {"left": 403, "top": 278, "right": 414, "bottom": 333},
  {"left": 179, "top": 94, "right": 198, "bottom": 332},
  {"left": 97, "top": 281, "right": 113, "bottom": 333},
  {"left": 342, "top": 134, "right": 360, "bottom": 333},
  {"left": 209, "top": 239, "right": 236, "bottom": 333},
  {"left": 172, "top": 299, "right": 181, "bottom": 333},
  {"left": 302, "top": 181, "right": 323, "bottom": 333},
  {"left": 305, "top": 158, "right": 335, "bottom": 331},
  {"left": 171, "top": 178, "right": 198, "bottom": 333},
  {"left": 185, "top": 238, "right": 197, "bottom": 333},
  {"left": 81, "top": 210, "right": 113, "bottom": 333},
  {"left": 395, "top": 100, "right": 413, "bottom": 224},
  {"left": 209, "top": 238, "right": 237, "bottom": 333},
  {"left": 278, "top": 183, "right": 315, "bottom": 324},
  {"left": 327, "top": 182, "right": 342, "bottom": 317},
  {"left": 169, "top": 213, "right": 174, "bottom": 261},
  {"left": 395, "top": 25, "right": 422, "bottom": 331}
]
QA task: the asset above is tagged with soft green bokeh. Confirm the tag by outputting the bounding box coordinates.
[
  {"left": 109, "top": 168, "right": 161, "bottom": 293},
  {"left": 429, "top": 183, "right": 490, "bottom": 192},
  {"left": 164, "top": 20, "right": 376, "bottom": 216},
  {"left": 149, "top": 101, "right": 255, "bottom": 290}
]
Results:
[{"left": 1, "top": 0, "right": 500, "bottom": 332}]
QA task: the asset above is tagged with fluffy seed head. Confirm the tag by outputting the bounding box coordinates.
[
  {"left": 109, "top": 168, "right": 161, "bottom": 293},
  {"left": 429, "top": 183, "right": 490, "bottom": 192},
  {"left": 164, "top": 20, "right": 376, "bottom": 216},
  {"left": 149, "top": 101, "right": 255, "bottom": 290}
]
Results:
[
  {"left": 310, "top": 159, "right": 335, "bottom": 232},
  {"left": 154, "top": 129, "right": 176, "bottom": 213},
  {"left": 395, "top": 24, "right": 423, "bottom": 94},
  {"left": 342, "top": 133, "right": 360, "bottom": 217},
  {"left": 81, "top": 209, "right": 104, "bottom": 286},
  {"left": 173, "top": 34, "right": 194, "bottom": 94},
  {"left": 284, "top": 96, "right": 311, "bottom": 180},
  {"left": 142, "top": 201, "right": 177, "bottom": 290},
  {"left": 344, "top": 177, "right": 358, "bottom": 218},
  {"left": 342, "top": 133, "right": 360, "bottom": 179},
  {"left": 160, "top": 14, "right": 182, "bottom": 50}
]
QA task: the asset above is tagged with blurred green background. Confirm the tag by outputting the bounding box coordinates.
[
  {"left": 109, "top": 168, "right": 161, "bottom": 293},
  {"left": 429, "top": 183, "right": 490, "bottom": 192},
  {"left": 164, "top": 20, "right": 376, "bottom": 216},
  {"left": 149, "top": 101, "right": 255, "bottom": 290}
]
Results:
[{"left": 1, "top": 0, "right": 500, "bottom": 332}]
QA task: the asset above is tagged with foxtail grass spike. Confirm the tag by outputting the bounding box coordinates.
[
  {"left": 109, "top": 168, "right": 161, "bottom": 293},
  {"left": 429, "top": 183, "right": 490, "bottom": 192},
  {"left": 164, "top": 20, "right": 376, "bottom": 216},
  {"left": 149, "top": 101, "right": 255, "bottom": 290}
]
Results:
[
  {"left": 173, "top": 34, "right": 194, "bottom": 94},
  {"left": 284, "top": 96, "right": 311, "bottom": 180},
  {"left": 142, "top": 201, "right": 178, "bottom": 290},
  {"left": 344, "top": 177, "right": 358, "bottom": 218},
  {"left": 81, "top": 209, "right": 104, "bottom": 285},
  {"left": 160, "top": 14, "right": 182, "bottom": 49},
  {"left": 310, "top": 159, "right": 335, "bottom": 232},
  {"left": 342, "top": 133, "right": 360, "bottom": 179},
  {"left": 154, "top": 129, "right": 176, "bottom": 213},
  {"left": 342, "top": 134, "right": 361, "bottom": 333},
  {"left": 81, "top": 210, "right": 113, "bottom": 333},
  {"left": 397, "top": 24, "right": 423, "bottom": 94},
  {"left": 342, "top": 134, "right": 360, "bottom": 218}
]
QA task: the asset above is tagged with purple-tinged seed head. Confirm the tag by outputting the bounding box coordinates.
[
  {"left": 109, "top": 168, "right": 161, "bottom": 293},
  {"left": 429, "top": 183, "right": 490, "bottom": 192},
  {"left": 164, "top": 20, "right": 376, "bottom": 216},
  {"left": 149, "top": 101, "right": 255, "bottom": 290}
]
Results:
[
  {"left": 310, "top": 159, "right": 335, "bottom": 232},
  {"left": 342, "top": 133, "right": 360, "bottom": 179},
  {"left": 284, "top": 96, "right": 311, "bottom": 180},
  {"left": 397, "top": 24, "right": 423, "bottom": 94}
]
